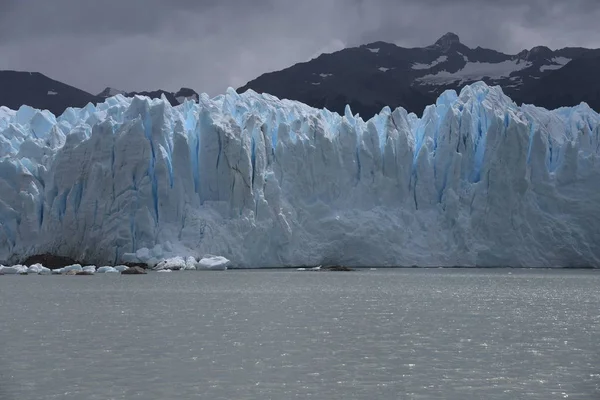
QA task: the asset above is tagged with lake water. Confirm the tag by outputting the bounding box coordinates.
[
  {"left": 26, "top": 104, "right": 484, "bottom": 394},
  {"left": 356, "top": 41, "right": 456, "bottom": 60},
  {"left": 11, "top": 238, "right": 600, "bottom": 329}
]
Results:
[{"left": 0, "top": 268, "right": 598, "bottom": 399}]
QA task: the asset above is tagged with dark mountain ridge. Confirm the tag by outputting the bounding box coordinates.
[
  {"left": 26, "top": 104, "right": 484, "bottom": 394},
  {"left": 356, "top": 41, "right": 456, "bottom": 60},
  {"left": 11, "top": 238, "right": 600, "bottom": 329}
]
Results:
[
  {"left": 238, "top": 32, "right": 600, "bottom": 117},
  {"left": 2, "top": 33, "right": 600, "bottom": 118}
]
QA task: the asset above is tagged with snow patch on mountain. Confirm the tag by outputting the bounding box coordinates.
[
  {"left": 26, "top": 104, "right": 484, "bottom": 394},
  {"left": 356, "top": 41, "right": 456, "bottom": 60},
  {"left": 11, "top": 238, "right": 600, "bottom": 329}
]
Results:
[
  {"left": 540, "top": 57, "right": 571, "bottom": 72},
  {"left": 412, "top": 56, "right": 448, "bottom": 70},
  {"left": 1, "top": 82, "right": 600, "bottom": 267},
  {"left": 418, "top": 60, "right": 533, "bottom": 85}
]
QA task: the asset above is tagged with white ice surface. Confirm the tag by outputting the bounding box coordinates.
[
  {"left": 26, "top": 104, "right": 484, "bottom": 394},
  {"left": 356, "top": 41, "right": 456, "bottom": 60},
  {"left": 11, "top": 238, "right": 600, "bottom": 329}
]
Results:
[{"left": 1, "top": 82, "right": 600, "bottom": 267}]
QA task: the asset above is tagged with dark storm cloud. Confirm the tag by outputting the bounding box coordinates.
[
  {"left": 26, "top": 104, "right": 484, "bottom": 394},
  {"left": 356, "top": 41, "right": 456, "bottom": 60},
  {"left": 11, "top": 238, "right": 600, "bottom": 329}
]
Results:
[{"left": 0, "top": 0, "right": 598, "bottom": 96}]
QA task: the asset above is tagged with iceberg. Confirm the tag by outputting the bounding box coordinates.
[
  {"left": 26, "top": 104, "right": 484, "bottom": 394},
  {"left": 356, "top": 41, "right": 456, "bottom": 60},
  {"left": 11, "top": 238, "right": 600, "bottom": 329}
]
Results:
[
  {"left": 27, "top": 263, "right": 51, "bottom": 274},
  {"left": 197, "top": 255, "right": 230, "bottom": 270},
  {"left": 61, "top": 264, "right": 83, "bottom": 274},
  {"left": 0, "top": 265, "right": 28, "bottom": 274},
  {"left": 0, "top": 82, "right": 599, "bottom": 268},
  {"left": 96, "top": 266, "right": 119, "bottom": 274},
  {"left": 154, "top": 256, "right": 187, "bottom": 271}
]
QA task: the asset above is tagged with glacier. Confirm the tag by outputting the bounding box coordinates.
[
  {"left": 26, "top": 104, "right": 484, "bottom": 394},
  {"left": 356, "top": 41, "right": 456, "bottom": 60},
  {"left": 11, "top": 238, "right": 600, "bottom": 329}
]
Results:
[{"left": 1, "top": 81, "right": 600, "bottom": 268}]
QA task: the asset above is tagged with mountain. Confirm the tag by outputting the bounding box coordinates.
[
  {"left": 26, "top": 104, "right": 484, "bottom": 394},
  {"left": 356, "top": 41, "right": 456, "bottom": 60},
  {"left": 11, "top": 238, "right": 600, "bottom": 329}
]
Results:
[
  {"left": 0, "top": 71, "right": 103, "bottom": 116},
  {"left": 3, "top": 33, "right": 600, "bottom": 119},
  {"left": 521, "top": 53, "right": 600, "bottom": 110},
  {"left": 238, "top": 32, "right": 600, "bottom": 117},
  {"left": 1, "top": 82, "right": 599, "bottom": 267},
  {"left": 0, "top": 70, "right": 199, "bottom": 116}
]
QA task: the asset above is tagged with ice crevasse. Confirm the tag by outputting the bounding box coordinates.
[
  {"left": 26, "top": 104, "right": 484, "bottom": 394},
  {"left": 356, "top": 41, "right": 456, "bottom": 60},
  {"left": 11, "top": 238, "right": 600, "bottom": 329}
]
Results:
[{"left": 0, "top": 82, "right": 599, "bottom": 267}]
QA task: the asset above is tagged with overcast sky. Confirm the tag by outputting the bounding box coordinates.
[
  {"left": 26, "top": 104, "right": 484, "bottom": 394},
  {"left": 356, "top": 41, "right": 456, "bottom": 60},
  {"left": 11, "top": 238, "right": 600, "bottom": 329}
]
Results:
[{"left": 1, "top": 0, "right": 599, "bottom": 96}]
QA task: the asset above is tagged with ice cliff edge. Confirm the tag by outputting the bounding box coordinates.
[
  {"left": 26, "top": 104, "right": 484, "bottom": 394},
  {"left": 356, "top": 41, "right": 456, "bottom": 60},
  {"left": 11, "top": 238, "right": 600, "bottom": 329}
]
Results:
[{"left": 1, "top": 82, "right": 599, "bottom": 267}]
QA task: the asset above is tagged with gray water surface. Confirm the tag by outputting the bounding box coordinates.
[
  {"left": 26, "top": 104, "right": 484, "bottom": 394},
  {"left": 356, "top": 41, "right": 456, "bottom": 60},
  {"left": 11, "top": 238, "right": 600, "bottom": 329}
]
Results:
[{"left": 0, "top": 269, "right": 598, "bottom": 399}]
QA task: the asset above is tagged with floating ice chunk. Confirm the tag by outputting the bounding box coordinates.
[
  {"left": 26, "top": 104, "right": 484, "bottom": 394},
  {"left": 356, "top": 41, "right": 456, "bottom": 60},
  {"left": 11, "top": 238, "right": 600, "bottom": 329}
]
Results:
[
  {"left": 197, "top": 256, "right": 230, "bottom": 270},
  {"left": 157, "top": 269, "right": 172, "bottom": 273},
  {"left": 154, "top": 257, "right": 186, "bottom": 271},
  {"left": 297, "top": 268, "right": 306, "bottom": 271},
  {"left": 27, "top": 263, "right": 44, "bottom": 274},
  {"left": 62, "top": 264, "right": 83, "bottom": 273},
  {"left": 83, "top": 265, "right": 97, "bottom": 273},
  {"left": 114, "top": 265, "right": 129, "bottom": 272},
  {"left": 97, "top": 266, "right": 118, "bottom": 273},
  {"left": 0, "top": 265, "right": 28, "bottom": 274},
  {"left": 52, "top": 268, "right": 63, "bottom": 275},
  {"left": 185, "top": 256, "right": 198, "bottom": 270},
  {"left": 26, "top": 264, "right": 52, "bottom": 274}
]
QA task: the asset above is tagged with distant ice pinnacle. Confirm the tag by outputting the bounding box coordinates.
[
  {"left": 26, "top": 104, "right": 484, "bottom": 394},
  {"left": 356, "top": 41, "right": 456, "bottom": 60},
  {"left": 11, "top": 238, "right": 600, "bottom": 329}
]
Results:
[{"left": 433, "top": 32, "right": 461, "bottom": 51}]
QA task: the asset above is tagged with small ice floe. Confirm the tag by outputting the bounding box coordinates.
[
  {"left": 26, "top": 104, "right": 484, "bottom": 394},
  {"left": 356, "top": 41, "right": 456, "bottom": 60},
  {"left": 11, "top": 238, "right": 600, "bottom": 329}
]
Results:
[
  {"left": 157, "top": 269, "right": 172, "bottom": 273},
  {"left": 28, "top": 264, "right": 51, "bottom": 274},
  {"left": 370, "top": 268, "right": 377, "bottom": 271},
  {"left": 62, "top": 264, "right": 83, "bottom": 274},
  {"left": 0, "top": 265, "right": 28, "bottom": 274},
  {"left": 96, "top": 266, "right": 119, "bottom": 274},
  {"left": 114, "top": 265, "right": 129, "bottom": 272},
  {"left": 154, "top": 257, "right": 186, "bottom": 271},
  {"left": 185, "top": 256, "right": 197, "bottom": 270},
  {"left": 309, "top": 265, "right": 322, "bottom": 271},
  {"left": 297, "top": 268, "right": 306, "bottom": 271},
  {"left": 82, "top": 266, "right": 97, "bottom": 274},
  {"left": 197, "top": 255, "right": 230, "bottom": 270}
]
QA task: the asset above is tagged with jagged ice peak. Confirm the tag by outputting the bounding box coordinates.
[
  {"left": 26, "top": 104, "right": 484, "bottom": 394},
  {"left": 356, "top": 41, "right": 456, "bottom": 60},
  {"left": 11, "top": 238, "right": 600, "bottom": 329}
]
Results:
[{"left": 0, "top": 81, "right": 599, "bottom": 268}]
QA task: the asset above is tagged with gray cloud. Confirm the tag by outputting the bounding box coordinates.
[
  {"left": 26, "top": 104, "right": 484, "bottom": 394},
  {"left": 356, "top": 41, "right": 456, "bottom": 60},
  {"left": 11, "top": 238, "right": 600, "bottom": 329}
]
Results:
[{"left": 0, "top": 0, "right": 599, "bottom": 96}]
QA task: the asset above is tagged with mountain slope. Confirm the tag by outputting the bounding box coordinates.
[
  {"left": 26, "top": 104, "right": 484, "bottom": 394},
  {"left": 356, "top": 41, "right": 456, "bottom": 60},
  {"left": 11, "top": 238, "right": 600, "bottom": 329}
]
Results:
[
  {"left": 0, "top": 70, "right": 200, "bottom": 117},
  {"left": 522, "top": 53, "right": 600, "bottom": 110},
  {"left": 0, "top": 71, "right": 102, "bottom": 115},
  {"left": 238, "top": 33, "right": 600, "bottom": 117}
]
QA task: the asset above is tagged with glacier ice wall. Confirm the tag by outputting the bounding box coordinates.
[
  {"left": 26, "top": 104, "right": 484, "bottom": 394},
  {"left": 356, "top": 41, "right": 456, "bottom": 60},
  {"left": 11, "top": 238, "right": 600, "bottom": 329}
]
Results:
[{"left": 1, "top": 82, "right": 600, "bottom": 267}]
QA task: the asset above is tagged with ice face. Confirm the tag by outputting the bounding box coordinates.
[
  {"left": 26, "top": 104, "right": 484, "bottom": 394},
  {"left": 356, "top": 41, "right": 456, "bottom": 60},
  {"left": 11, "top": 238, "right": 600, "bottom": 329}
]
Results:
[{"left": 1, "top": 82, "right": 599, "bottom": 267}]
